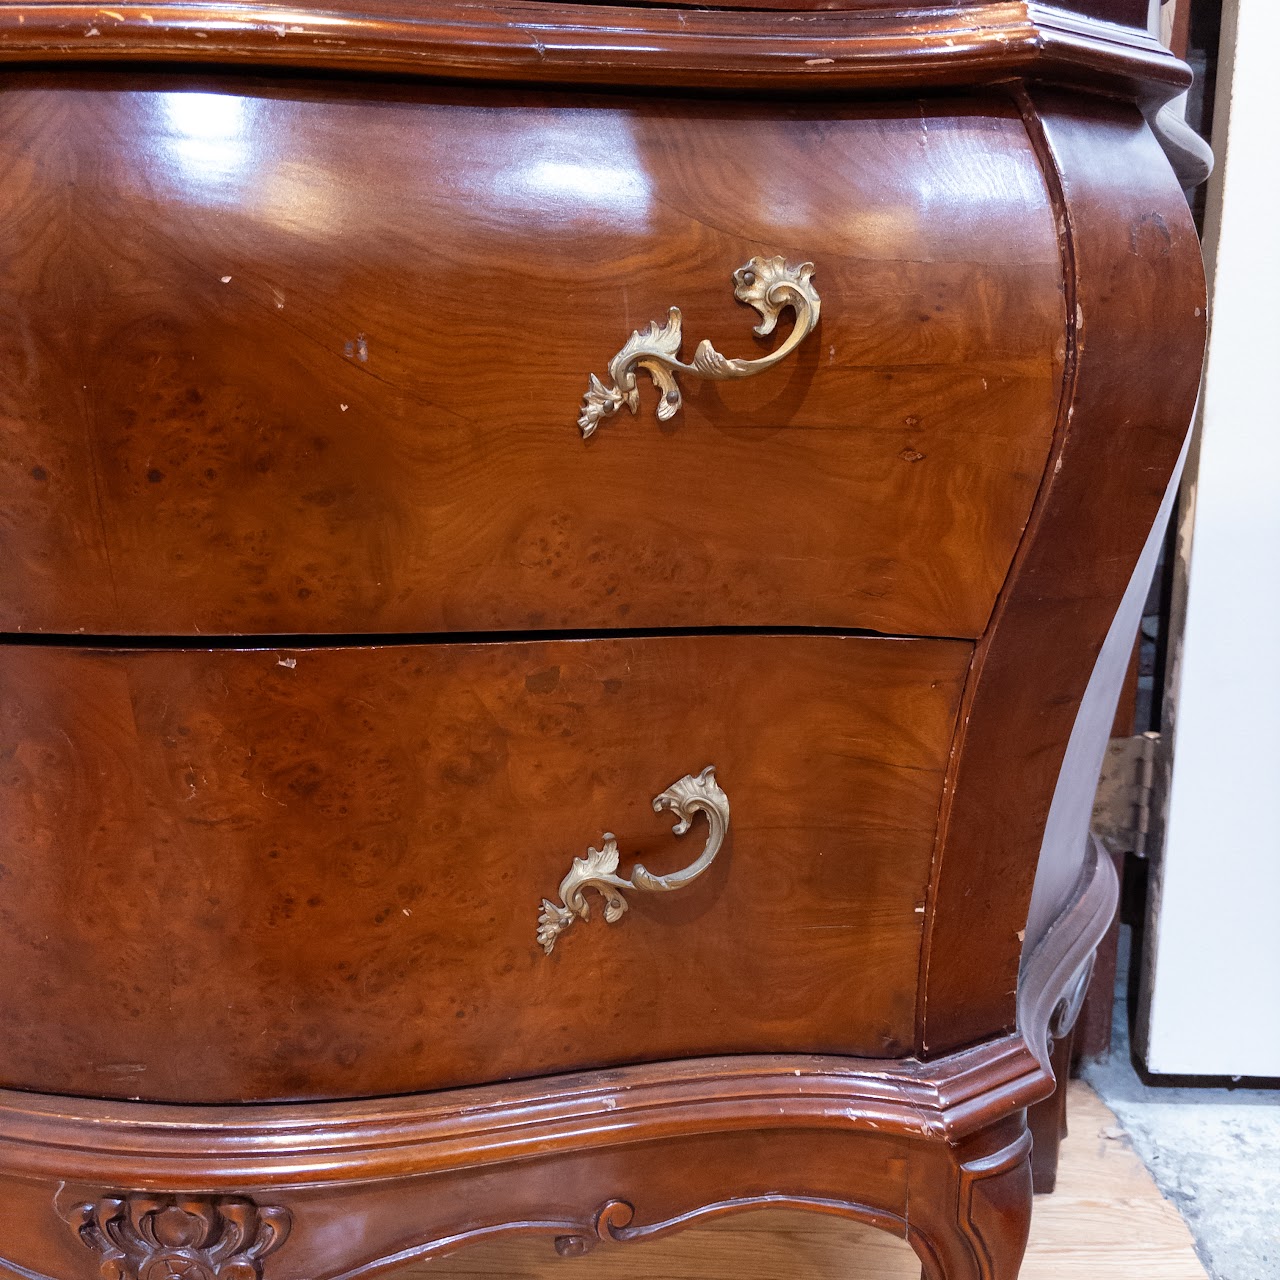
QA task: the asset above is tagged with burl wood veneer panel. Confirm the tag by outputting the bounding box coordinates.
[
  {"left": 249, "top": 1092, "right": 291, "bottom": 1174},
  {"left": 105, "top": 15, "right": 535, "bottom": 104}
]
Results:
[
  {"left": 0, "top": 78, "right": 1064, "bottom": 638},
  {"left": 0, "top": 635, "right": 968, "bottom": 1102}
]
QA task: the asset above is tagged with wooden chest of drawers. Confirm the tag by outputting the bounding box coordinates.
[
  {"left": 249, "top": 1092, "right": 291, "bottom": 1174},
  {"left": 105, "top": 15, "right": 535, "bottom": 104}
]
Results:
[{"left": 0, "top": 3, "right": 1207, "bottom": 1277}]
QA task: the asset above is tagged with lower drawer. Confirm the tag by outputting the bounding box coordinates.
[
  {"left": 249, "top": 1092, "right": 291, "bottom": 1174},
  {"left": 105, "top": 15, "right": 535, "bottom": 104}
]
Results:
[{"left": 0, "top": 636, "right": 969, "bottom": 1103}]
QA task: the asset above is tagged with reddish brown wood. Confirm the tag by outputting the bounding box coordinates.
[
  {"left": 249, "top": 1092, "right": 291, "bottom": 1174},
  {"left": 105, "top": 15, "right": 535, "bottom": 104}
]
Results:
[
  {"left": 0, "top": 841, "right": 1115, "bottom": 1278},
  {"left": 1020, "top": 836, "right": 1116, "bottom": 1199},
  {"left": 0, "top": 3, "right": 1187, "bottom": 98},
  {"left": 1029, "top": 1029, "right": 1074, "bottom": 1194},
  {"left": 917, "top": 89, "right": 1206, "bottom": 1056},
  {"left": 0, "top": 2, "right": 1206, "bottom": 1276},
  {"left": 0, "top": 842, "right": 1116, "bottom": 1280},
  {"left": 0, "top": 82, "right": 1064, "bottom": 639},
  {"left": 4, "top": 1126, "right": 1036, "bottom": 1280},
  {"left": 1074, "top": 846, "right": 1126, "bottom": 1062},
  {"left": 1168, "top": 0, "right": 1193, "bottom": 60},
  {"left": 0, "top": 635, "right": 967, "bottom": 1102}
]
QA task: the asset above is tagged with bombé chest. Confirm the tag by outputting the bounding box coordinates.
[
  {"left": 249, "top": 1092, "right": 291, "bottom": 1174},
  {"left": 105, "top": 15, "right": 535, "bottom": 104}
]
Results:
[{"left": 0, "top": 4, "right": 1206, "bottom": 1278}]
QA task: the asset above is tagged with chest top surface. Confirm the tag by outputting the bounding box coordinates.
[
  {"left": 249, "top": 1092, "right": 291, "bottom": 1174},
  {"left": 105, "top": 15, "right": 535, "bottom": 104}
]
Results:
[{"left": 0, "top": 1, "right": 1181, "bottom": 97}]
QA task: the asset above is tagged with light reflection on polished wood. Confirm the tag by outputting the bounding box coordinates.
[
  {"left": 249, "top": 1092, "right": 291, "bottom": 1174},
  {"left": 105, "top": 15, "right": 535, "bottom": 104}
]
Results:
[
  {"left": 0, "top": 5, "right": 1209, "bottom": 1277},
  {"left": 0, "top": 3, "right": 1176, "bottom": 94},
  {"left": 0, "top": 636, "right": 967, "bottom": 1103},
  {"left": 0, "top": 84, "right": 1065, "bottom": 640}
]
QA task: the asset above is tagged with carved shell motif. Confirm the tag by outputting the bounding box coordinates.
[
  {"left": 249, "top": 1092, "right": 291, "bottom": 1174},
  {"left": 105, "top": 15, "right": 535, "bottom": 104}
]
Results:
[{"left": 65, "top": 1195, "right": 291, "bottom": 1280}]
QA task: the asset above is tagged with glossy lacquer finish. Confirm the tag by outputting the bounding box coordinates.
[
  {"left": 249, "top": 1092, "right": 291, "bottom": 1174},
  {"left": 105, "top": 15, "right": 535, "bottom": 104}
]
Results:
[
  {"left": 0, "top": 3, "right": 1180, "bottom": 96},
  {"left": 0, "top": 5, "right": 1210, "bottom": 1279},
  {"left": 561, "top": 0, "right": 1149, "bottom": 17},
  {"left": 0, "top": 636, "right": 968, "bottom": 1102},
  {"left": 0, "top": 80, "right": 1064, "bottom": 638}
]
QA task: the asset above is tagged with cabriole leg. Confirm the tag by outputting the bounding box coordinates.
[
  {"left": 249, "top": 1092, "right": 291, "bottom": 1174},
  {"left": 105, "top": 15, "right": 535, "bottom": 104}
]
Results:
[{"left": 907, "top": 1120, "right": 1035, "bottom": 1280}]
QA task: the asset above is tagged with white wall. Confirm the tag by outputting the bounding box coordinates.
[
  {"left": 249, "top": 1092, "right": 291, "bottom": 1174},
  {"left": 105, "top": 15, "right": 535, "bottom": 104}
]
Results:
[{"left": 1141, "top": 0, "right": 1280, "bottom": 1076}]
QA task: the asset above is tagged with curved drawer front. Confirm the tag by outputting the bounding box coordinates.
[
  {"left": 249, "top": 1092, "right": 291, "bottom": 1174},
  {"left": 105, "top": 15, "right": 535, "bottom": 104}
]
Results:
[
  {"left": 0, "top": 636, "right": 967, "bottom": 1102},
  {"left": 0, "top": 77, "right": 1064, "bottom": 638}
]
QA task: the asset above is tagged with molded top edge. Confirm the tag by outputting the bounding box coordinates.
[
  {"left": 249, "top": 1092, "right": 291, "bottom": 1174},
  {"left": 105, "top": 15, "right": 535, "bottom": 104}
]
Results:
[{"left": 0, "top": 2, "right": 1189, "bottom": 102}]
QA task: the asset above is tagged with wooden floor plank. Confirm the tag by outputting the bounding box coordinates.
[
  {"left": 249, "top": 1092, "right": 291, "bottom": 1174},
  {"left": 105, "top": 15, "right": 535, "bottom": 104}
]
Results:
[{"left": 399, "top": 1082, "right": 1208, "bottom": 1279}]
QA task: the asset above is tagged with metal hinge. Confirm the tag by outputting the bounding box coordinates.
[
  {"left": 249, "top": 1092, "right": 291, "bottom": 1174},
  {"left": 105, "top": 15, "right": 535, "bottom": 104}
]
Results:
[{"left": 1091, "top": 731, "right": 1163, "bottom": 859}]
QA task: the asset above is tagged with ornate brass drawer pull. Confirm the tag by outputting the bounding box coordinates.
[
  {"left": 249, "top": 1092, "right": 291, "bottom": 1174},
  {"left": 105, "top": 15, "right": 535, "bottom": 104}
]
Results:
[
  {"left": 537, "top": 766, "right": 730, "bottom": 954},
  {"left": 578, "top": 256, "right": 820, "bottom": 437}
]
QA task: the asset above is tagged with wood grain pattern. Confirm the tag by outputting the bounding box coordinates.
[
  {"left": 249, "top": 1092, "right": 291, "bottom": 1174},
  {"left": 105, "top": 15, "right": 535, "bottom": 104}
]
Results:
[
  {"left": 0, "top": 4, "right": 1184, "bottom": 98},
  {"left": 3, "top": 1122, "right": 1035, "bottom": 1280},
  {"left": 0, "top": 79, "right": 1064, "bottom": 639},
  {"left": 0, "top": 635, "right": 968, "bottom": 1102},
  {"left": 373, "top": 1084, "right": 1207, "bottom": 1280},
  {"left": 0, "top": 7, "right": 1210, "bottom": 1273},
  {"left": 917, "top": 90, "right": 1207, "bottom": 1055},
  {"left": 0, "top": 850, "right": 1116, "bottom": 1187},
  {"left": 0, "top": 846, "right": 1118, "bottom": 1280}
]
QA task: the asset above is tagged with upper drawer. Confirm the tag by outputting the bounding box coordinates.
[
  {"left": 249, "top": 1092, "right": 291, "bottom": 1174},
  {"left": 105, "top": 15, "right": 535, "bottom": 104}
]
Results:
[{"left": 0, "top": 78, "right": 1065, "bottom": 638}]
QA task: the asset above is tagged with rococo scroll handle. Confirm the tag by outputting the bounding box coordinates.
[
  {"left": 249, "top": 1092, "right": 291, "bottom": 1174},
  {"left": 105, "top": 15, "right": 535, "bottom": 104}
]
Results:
[
  {"left": 537, "top": 766, "right": 729, "bottom": 954},
  {"left": 578, "top": 256, "right": 820, "bottom": 437}
]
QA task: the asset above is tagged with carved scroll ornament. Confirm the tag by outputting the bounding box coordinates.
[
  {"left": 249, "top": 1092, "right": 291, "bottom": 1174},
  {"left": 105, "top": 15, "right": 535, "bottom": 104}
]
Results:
[
  {"left": 65, "top": 1195, "right": 291, "bottom": 1280},
  {"left": 537, "top": 766, "right": 729, "bottom": 954},
  {"left": 1047, "top": 954, "right": 1098, "bottom": 1051},
  {"left": 578, "top": 256, "right": 820, "bottom": 437}
]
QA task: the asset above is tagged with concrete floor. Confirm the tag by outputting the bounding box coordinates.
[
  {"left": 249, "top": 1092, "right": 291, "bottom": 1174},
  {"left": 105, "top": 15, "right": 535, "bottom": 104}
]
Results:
[{"left": 1082, "top": 927, "right": 1280, "bottom": 1279}]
